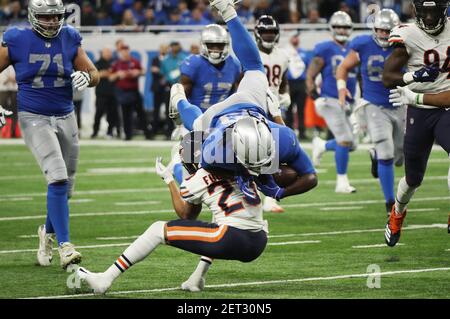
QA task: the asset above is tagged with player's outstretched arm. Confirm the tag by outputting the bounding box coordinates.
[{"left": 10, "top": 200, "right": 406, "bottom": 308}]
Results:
[
  {"left": 305, "top": 57, "right": 324, "bottom": 99},
  {"left": 336, "top": 50, "right": 359, "bottom": 106},
  {"left": 382, "top": 46, "right": 409, "bottom": 88},
  {"left": 283, "top": 173, "right": 318, "bottom": 198},
  {"left": 73, "top": 47, "right": 100, "bottom": 88}
]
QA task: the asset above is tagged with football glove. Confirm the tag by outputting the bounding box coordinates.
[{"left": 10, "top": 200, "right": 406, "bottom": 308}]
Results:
[
  {"left": 404, "top": 63, "right": 441, "bottom": 84},
  {"left": 389, "top": 86, "right": 418, "bottom": 107},
  {"left": 235, "top": 175, "right": 260, "bottom": 205},
  {"left": 266, "top": 89, "right": 281, "bottom": 118},
  {"left": 255, "top": 174, "right": 285, "bottom": 201},
  {"left": 155, "top": 157, "right": 174, "bottom": 184},
  {"left": 0, "top": 105, "right": 13, "bottom": 129},
  {"left": 279, "top": 92, "right": 291, "bottom": 108},
  {"left": 71, "top": 71, "right": 91, "bottom": 91}
]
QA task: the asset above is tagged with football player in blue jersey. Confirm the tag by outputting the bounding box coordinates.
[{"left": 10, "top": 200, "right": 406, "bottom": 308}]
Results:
[
  {"left": 170, "top": 23, "right": 242, "bottom": 185},
  {"left": 336, "top": 9, "right": 403, "bottom": 216},
  {"left": 168, "top": 0, "right": 318, "bottom": 201},
  {"left": 0, "top": 0, "right": 99, "bottom": 269},
  {"left": 306, "top": 11, "right": 358, "bottom": 194}
]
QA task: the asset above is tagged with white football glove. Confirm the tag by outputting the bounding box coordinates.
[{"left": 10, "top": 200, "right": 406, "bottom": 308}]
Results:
[
  {"left": 71, "top": 71, "right": 91, "bottom": 91},
  {"left": 155, "top": 157, "right": 174, "bottom": 185},
  {"left": 279, "top": 92, "right": 291, "bottom": 108},
  {"left": 0, "top": 105, "right": 13, "bottom": 129},
  {"left": 266, "top": 89, "right": 281, "bottom": 118},
  {"left": 389, "top": 86, "right": 418, "bottom": 107}
]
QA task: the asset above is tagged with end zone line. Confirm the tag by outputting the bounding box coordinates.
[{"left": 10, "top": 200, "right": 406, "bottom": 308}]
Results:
[{"left": 25, "top": 267, "right": 450, "bottom": 299}]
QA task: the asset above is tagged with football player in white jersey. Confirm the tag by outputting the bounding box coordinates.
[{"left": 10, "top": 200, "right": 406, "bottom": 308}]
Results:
[
  {"left": 254, "top": 15, "right": 290, "bottom": 212},
  {"left": 76, "top": 132, "right": 268, "bottom": 294},
  {"left": 382, "top": 0, "right": 450, "bottom": 247}
]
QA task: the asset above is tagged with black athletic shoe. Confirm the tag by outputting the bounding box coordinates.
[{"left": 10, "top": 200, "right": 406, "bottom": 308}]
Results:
[{"left": 369, "top": 148, "right": 378, "bottom": 178}]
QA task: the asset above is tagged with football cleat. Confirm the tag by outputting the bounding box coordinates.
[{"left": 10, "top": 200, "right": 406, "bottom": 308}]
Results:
[
  {"left": 385, "top": 201, "right": 395, "bottom": 218},
  {"left": 368, "top": 148, "right": 378, "bottom": 178},
  {"left": 169, "top": 84, "right": 186, "bottom": 125},
  {"left": 37, "top": 225, "right": 55, "bottom": 266},
  {"left": 385, "top": 207, "right": 407, "bottom": 247},
  {"left": 181, "top": 275, "right": 205, "bottom": 292},
  {"left": 335, "top": 184, "right": 356, "bottom": 193},
  {"left": 77, "top": 267, "right": 111, "bottom": 294},
  {"left": 58, "top": 242, "right": 82, "bottom": 269},
  {"left": 312, "top": 136, "right": 326, "bottom": 167},
  {"left": 263, "top": 196, "right": 284, "bottom": 213}
]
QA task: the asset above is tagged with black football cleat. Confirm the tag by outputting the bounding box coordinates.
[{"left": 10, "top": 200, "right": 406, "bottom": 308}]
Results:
[{"left": 385, "top": 207, "right": 407, "bottom": 247}]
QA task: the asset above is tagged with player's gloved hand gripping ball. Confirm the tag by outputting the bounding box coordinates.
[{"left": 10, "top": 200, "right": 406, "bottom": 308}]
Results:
[{"left": 255, "top": 174, "right": 285, "bottom": 201}]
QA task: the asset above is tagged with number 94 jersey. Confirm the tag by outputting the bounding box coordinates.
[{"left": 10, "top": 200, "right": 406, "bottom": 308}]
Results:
[
  {"left": 180, "top": 54, "right": 241, "bottom": 111},
  {"left": 180, "top": 168, "right": 268, "bottom": 233},
  {"left": 2, "top": 25, "right": 81, "bottom": 116}
]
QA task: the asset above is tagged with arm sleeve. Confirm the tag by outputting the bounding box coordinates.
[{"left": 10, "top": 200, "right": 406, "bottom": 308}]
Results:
[
  {"left": 313, "top": 42, "right": 327, "bottom": 60},
  {"left": 180, "top": 55, "right": 196, "bottom": 79},
  {"left": 348, "top": 36, "right": 362, "bottom": 53}
]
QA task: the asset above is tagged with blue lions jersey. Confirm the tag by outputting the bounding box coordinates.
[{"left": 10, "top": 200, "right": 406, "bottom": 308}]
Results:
[
  {"left": 313, "top": 40, "right": 357, "bottom": 100},
  {"left": 180, "top": 54, "right": 241, "bottom": 111},
  {"left": 348, "top": 35, "right": 393, "bottom": 108},
  {"left": 3, "top": 25, "right": 81, "bottom": 116},
  {"left": 201, "top": 105, "right": 315, "bottom": 177}
]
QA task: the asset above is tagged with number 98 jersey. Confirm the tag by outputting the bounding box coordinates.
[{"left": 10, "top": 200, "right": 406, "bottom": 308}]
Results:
[
  {"left": 259, "top": 46, "right": 289, "bottom": 96},
  {"left": 389, "top": 22, "right": 450, "bottom": 108},
  {"left": 180, "top": 168, "right": 268, "bottom": 233},
  {"left": 2, "top": 25, "right": 81, "bottom": 116},
  {"left": 180, "top": 54, "right": 241, "bottom": 111}
]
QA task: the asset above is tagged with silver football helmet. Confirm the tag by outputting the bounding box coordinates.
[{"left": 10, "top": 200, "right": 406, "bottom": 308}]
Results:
[
  {"left": 232, "top": 116, "right": 275, "bottom": 175},
  {"left": 372, "top": 9, "right": 400, "bottom": 47},
  {"left": 28, "top": 0, "right": 65, "bottom": 38},
  {"left": 329, "top": 11, "right": 353, "bottom": 43},
  {"left": 200, "top": 24, "right": 230, "bottom": 65}
]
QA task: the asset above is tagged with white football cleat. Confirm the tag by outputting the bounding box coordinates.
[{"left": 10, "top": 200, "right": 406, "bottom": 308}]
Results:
[
  {"left": 181, "top": 275, "right": 205, "bottom": 292},
  {"left": 77, "top": 267, "right": 112, "bottom": 295},
  {"left": 58, "top": 242, "right": 82, "bottom": 269},
  {"left": 209, "top": 0, "right": 238, "bottom": 22},
  {"left": 312, "top": 136, "right": 326, "bottom": 167},
  {"left": 169, "top": 83, "right": 186, "bottom": 125},
  {"left": 335, "top": 183, "right": 356, "bottom": 194},
  {"left": 37, "top": 225, "right": 55, "bottom": 266},
  {"left": 263, "top": 196, "right": 284, "bottom": 213}
]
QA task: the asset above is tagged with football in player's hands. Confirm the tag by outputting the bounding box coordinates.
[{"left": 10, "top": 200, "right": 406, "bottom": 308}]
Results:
[{"left": 272, "top": 164, "right": 298, "bottom": 188}]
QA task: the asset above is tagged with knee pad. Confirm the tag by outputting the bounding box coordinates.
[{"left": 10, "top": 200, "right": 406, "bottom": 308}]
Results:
[{"left": 374, "top": 138, "right": 394, "bottom": 160}]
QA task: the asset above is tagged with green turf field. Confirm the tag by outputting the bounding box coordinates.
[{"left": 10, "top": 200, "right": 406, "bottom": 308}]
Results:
[{"left": 0, "top": 140, "right": 449, "bottom": 299}]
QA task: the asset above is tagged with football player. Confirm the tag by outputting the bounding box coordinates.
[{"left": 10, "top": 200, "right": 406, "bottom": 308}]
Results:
[
  {"left": 0, "top": 0, "right": 99, "bottom": 268},
  {"left": 336, "top": 9, "right": 403, "bottom": 216},
  {"left": 306, "top": 11, "right": 358, "bottom": 194},
  {"left": 382, "top": 0, "right": 450, "bottom": 246},
  {"left": 254, "top": 15, "right": 290, "bottom": 212},
  {"left": 76, "top": 134, "right": 268, "bottom": 294},
  {"left": 168, "top": 0, "right": 318, "bottom": 202},
  {"left": 171, "top": 24, "right": 241, "bottom": 184}
]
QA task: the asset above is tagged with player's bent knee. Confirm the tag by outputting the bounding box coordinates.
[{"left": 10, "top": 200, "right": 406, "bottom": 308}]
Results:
[{"left": 405, "top": 175, "right": 423, "bottom": 189}]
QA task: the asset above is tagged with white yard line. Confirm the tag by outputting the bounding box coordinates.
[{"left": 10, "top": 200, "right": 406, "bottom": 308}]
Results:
[
  {"left": 69, "top": 199, "right": 94, "bottom": 204},
  {"left": 408, "top": 208, "right": 440, "bottom": 212},
  {"left": 0, "top": 197, "right": 33, "bottom": 202},
  {"left": 352, "top": 243, "right": 405, "bottom": 249},
  {"left": 25, "top": 267, "right": 450, "bottom": 299},
  {"left": 268, "top": 240, "right": 320, "bottom": 246},
  {"left": 320, "top": 206, "right": 363, "bottom": 211},
  {"left": 114, "top": 201, "right": 161, "bottom": 206}
]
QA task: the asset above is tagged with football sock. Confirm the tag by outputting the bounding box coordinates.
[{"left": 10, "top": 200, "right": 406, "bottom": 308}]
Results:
[
  {"left": 173, "top": 162, "right": 184, "bottom": 185},
  {"left": 191, "top": 257, "right": 213, "bottom": 279},
  {"left": 47, "top": 182, "right": 70, "bottom": 246},
  {"left": 104, "top": 221, "right": 166, "bottom": 282},
  {"left": 335, "top": 144, "right": 350, "bottom": 175},
  {"left": 325, "top": 139, "right": 336, "bottom": 151},
  {"left": 226, "top": 17, "right": 264, "bottom": 72},
  {"left": 177, "top": 99, "right": 202, "bottom": 131},
  {"left": 378, "top": 159, "right": 395, "bottom": 203},
  {"left": 45, "top": 216, "right": 54, "bottom": 234},
  {"left": 395, "top": 177, "right": 417, "bottom": 215}
]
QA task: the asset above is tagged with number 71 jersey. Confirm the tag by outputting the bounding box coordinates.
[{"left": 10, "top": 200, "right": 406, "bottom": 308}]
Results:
[
  {"left": 180, "top": 168, "right": 268, "bottom": 233},
  {"left": 389, "top": 21, "right": 450, "bottom": 108},
  {"left": 3, "top": 25, "right": 81, "bottom": 116}
]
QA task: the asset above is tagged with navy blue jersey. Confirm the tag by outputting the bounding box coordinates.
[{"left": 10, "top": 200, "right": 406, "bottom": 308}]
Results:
[
  {"left": 180, "top": 54, "right": 241, "bottom": 111},
  {"left": 3, "top": 25, "right": 81, "bottom": 116},
  {"left": 313, "top": 40, "right": 357, "bottom": 100},
  {"left": 348, "top": 35, "right": 394, "bottom": 108},
  {"left": 201, "top": 105, "right": 315, "bottom": 177}
]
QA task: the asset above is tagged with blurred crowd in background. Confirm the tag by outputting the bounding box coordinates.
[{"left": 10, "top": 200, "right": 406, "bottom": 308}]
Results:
[{"left": 0, "top": 0, "right": 416, "bottom": 28}]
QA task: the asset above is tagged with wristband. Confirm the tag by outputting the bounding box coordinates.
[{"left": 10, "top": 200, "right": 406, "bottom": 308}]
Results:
[
  {"left": 337, "top": 79, "right": 347, "bottom": 90},
  {"left": 403, "top": 72, "right": 414, "bottom": 85},
  {"left": 416, "top": 93, "right": 424, "bottom": 105}
]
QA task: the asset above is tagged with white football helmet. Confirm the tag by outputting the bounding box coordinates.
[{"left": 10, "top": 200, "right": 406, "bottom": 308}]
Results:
[
  {"left": 329, "top": 11, "right": 353, "bottom": 43},
  {"left": 232, "top": 116, "right": 275, "bottom": 175},
  {"left": 28, "top": 0, "right": 65, "bottom": 38},
  {"left": 372, "top": 9, "right": 400, "bottom": 48},
  {"left": 200, "top": 24, "right": 230, "bottom": 65}
]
